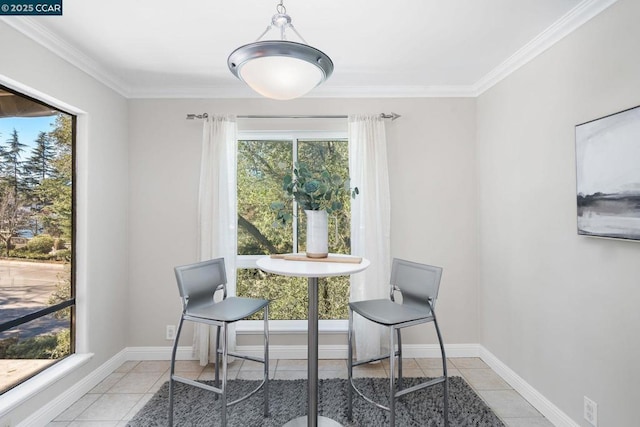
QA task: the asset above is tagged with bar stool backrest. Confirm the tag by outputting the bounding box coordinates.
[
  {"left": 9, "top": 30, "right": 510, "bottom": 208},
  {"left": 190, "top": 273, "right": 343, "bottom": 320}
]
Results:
[
  {"left": 174, "top": 258, "right": 227, "bottom": 312},
  {"left": 390, "top": 258, "right": 443, "bottom": 311}
]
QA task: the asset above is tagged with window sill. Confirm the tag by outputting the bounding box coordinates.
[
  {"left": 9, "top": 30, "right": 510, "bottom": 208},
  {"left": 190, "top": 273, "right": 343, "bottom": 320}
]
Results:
[
  {"left": 0, "top": 353, "right": 93, "bottom": 417},
  {"left": 236, "top": 319, "right": 347, "bottom": 334}
]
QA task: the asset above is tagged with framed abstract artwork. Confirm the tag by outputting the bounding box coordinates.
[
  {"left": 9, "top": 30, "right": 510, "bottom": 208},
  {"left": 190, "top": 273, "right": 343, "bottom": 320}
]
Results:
[{"left": 575, "top": 105, "right": 640, "bottom": 241}]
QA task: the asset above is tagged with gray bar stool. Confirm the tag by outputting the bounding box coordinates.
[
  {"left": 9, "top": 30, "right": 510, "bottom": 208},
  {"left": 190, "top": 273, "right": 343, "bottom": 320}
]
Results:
[
  {"left": 169, "top": 257, "right": 270, "bottom": 426},
  {"left": 347, "top": 258, "right": 449, "bottom": 426}
]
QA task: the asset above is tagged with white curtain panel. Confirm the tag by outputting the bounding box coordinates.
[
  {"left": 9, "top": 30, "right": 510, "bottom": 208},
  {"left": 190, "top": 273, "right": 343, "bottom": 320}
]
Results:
[
  {"left": 195, "top": 114, "right": 238, "bottom": 365},
  {"left": 348, "top": 114, "right": 391, "bottom": 360}
]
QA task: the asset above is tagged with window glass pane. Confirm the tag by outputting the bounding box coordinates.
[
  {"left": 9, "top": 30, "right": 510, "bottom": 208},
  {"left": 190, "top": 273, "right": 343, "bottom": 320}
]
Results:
[
  {"left": 297, "top": 140, "right": 351, "bottom": 255},
  {"left": 237, "top": 140, "right": 293, "bottom": 255},
  {"left": 0, "top": 314, "right": 71, "bottom": 393},
  {"left": 236, "top": 269, "right": 349, "bottom": 320},
  {"left": 0, "top": 86, "right": 74, "bottom": 393},
  {"left": 237, "top": 268, "right": 306, "bottom": 320},
  {"left": 237, "top": 137, "right": 352, "bottom": 320},
  {"left": 316, "top": 276, "right": 350, "bottom": 320}
]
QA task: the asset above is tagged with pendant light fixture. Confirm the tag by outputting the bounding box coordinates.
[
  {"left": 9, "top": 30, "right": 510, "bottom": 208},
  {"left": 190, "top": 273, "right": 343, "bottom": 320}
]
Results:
[{"left": 227, "top": 0, "right": 333, "bottom": 100}]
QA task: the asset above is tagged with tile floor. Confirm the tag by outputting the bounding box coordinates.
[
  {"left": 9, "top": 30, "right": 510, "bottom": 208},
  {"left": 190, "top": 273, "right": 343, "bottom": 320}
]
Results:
[{"left": 46, "top": 357, "right": 553, "bottom": 427}]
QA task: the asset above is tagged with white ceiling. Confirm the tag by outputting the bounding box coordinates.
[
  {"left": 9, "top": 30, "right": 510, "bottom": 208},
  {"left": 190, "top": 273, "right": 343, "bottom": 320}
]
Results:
[{"left": 1, "top": 0, "right": 617, "bottom": 98}]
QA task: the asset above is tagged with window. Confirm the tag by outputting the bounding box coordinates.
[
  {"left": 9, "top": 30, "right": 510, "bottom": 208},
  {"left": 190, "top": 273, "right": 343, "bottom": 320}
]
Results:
[
  {"left": 236, "top": 132, "right": 352, "bottom": 323},
  {"left": 0, "top": 85, "right": 75, "bottom": 394}
]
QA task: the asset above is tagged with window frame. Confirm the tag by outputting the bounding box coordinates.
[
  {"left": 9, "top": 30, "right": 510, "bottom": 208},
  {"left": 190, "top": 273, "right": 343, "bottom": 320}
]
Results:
[
  {"left": 236, "top": 130, "right": 349, "bottom": 333},
  {"left": 0, "top": 84, "right": 76, "bottom": 392}
]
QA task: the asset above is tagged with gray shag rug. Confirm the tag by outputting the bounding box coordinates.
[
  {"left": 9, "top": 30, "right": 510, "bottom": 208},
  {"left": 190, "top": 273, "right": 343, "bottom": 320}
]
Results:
[{"left": 127, "top": 377, "right": 504, "bottom": 426}]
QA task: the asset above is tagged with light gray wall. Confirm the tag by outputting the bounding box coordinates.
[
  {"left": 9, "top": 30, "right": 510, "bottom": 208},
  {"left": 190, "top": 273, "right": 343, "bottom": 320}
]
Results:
[
  {"left": 0, "top": 22, "right": 129, "bottom": 424},
  {"left": 476, "top": 0, "right": 640, "bottom": 425},
  {"left": 127, "top": 97, "right": 478, "bottom": 348}
]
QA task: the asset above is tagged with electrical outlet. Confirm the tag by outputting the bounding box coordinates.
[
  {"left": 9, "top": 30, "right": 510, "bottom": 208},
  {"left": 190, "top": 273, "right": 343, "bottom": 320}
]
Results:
[
  {"left": 584, "top": 396, "right": 597, "bottom": 426},
  {"left": 166, "top": 325, "right": 176, "bottom": 341}
]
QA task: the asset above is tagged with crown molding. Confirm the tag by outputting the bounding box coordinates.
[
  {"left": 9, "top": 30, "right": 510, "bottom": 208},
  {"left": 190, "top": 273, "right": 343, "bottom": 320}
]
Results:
[
  {"left": 0, "top": 16, "right": 131, "bottom": 98},
  {"left": 473, "top": 0, "right": 619, "bottom": 96},
  {"left": 2, "top": 0, "right": 619, "bottom": 100}
]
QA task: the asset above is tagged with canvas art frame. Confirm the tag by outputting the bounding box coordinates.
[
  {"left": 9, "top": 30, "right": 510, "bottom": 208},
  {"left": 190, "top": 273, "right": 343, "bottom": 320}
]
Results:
[{"left": 575, "top": 105, "right": 640, "bottom": 241}]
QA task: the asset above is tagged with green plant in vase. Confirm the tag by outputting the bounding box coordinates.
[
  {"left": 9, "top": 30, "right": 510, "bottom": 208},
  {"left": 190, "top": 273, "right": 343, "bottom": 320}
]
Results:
[{"left": 271, "top": 162, "right": 358, "bottom": 257}]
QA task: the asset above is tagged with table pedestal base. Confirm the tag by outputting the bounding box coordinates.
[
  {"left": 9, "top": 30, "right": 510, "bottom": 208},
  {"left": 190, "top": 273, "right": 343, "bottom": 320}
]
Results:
[
  {"left": 283, "top": 416, "right": 343, "bottom": 427},
  {"left": 255, "top": 256, "right": 369, "bottom": 427}
]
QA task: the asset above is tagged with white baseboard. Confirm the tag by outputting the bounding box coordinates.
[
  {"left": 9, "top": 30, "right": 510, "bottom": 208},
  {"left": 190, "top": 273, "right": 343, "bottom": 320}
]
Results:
[
  {"left": 479, "top": 346, "right": 578, "bottom": 427},
  {"left": 15, "top": 344, "right": 577, "bottom": 427}
]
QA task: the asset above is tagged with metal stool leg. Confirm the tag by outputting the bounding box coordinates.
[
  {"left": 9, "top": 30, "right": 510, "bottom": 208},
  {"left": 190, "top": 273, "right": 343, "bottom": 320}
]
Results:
[
  {"left": 347, "top": 308, "right": 354, "bottom": 420},
  {"left": 263, "top": 305, "right": 270, "bottom": 417},
  {"left": 433, "top": 313, "right": 449, "bottom": 427},
  {"left": 389, "top": 326, "right": 396, "bottom": 427},
  {"left": 396, "top": 329, "right": 403, "bottom": 389},
  {"left": 168, "top": 316, "right": 184, "bottom": 426},
  {"left": 221, "top": 323, "right": 228, "bottom": 426},
  {"left": 215, "top": 325, "right": 221, "bottom": 394}
]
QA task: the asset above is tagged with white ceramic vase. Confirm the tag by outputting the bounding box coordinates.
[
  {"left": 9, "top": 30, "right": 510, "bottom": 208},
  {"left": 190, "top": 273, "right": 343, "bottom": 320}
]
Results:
[{"left": 305, "top": 209, "right": 328, "bottom": 258}]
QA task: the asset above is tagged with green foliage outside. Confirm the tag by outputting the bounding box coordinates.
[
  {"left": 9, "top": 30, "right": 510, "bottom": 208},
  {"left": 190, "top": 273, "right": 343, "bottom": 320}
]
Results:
[
  {"left": 5, "top": 248, "right": 70, "bottom": 261},
  {"left": 26, "top": 234, "right": 54, "bottom": 253},
  {"left": 5, "top": 246, "right": 71, "bottom": 263},
  {"left": 236, "top": 139, "right": 353, "bottom": 320},
  {"left": 237, "top": 139, "right": 293, "bottom": 255},
  {"left": 0, "top": 329, "right": 70, "bottom": 360},
  {"left": 237, "top": 269, "right": 350, "bottom": 320}
]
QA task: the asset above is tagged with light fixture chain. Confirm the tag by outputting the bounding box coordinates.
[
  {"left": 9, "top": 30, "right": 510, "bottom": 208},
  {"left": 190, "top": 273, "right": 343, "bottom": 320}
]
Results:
[
  {"left": 255, "top": 25, "right": 272, "bottom": 42},
  {"left": 287, "top": 24, "right": 308, "bottom": 45},
  {"left": 276, "top": 0, "right": 286, "bottom": 14}
]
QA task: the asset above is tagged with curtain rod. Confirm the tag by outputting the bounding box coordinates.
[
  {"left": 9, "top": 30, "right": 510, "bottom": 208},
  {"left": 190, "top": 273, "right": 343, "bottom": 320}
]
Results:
[{"left": 185, "top": 112, "right": 401, "bottom": 121}]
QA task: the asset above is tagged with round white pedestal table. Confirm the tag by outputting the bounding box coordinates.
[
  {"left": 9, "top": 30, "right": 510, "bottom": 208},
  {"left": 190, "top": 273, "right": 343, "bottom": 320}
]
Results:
[{"left": 256, "top": 254, "right": 370, "bottom": 427}]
